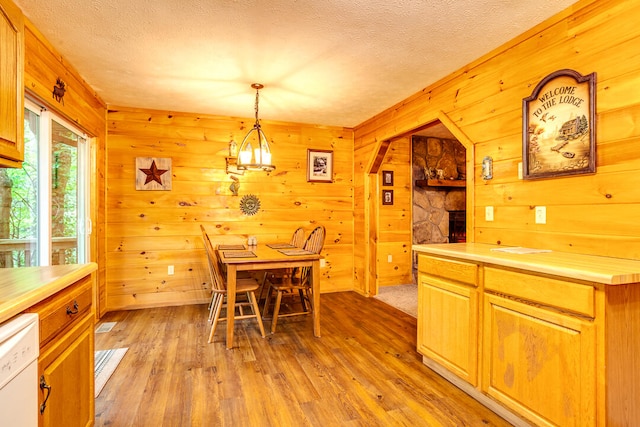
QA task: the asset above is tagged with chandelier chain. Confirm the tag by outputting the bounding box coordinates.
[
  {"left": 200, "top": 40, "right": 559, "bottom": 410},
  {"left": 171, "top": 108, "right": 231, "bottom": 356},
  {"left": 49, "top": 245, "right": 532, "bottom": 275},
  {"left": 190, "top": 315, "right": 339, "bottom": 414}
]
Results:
[{"left": 254, "top": 87, "right": 260, "bottom": 124}]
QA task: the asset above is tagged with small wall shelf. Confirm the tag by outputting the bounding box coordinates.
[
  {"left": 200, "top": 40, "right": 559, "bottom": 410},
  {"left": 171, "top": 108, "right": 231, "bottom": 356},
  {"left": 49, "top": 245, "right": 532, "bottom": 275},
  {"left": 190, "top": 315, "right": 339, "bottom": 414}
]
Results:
[{"left": 415, "top": 179, "right": 466, "bottom": 188}]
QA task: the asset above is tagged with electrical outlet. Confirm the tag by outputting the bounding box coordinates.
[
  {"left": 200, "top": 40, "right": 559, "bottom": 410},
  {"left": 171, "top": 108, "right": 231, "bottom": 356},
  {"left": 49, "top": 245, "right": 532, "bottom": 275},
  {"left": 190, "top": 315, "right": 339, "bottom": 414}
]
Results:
[
  {"left": 387, "top": 254, "right": 393, "bottom": 263},
  {"left": 320, "top": 259, "right": 326, "bottom": 268},
  {"left": 485, "top": 206, "right": 494, "bottom": 221},
  {"left": 535, "top": 206, "right": 546, "bottom": 224},
  {"left": 168, "top": 265, "right": 174, "bottom": 275}
]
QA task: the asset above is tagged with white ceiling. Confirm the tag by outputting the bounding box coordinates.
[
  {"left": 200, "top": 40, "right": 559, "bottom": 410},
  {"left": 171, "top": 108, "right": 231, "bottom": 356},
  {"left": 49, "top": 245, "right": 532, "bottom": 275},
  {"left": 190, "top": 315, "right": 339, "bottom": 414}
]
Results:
[{"left": 15, "top": 0, "right": 577, "bottom": 128}]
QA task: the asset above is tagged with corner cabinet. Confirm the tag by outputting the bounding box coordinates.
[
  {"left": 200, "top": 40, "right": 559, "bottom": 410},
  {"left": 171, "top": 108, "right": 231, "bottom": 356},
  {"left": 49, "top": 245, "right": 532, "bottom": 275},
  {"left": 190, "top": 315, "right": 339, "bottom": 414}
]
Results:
[
  {"left": 0, "top": 0, "right": 25, "bottom": 168},
  {"left": 26, "top": 273, "right": 95, "bottom": 427},
  {"left": 414, "top": 244, "right": 640, "bottom": 427}
]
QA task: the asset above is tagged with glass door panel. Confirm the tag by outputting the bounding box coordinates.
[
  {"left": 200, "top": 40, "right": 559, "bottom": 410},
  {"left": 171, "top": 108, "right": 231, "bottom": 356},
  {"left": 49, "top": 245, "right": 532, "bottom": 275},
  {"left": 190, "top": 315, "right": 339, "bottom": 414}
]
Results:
[
  {"left": 50, "top": 120, "right": 81, "bottom": 265},
  {"left": 0, "top": 108, "right": 40, "bottom": 267}
]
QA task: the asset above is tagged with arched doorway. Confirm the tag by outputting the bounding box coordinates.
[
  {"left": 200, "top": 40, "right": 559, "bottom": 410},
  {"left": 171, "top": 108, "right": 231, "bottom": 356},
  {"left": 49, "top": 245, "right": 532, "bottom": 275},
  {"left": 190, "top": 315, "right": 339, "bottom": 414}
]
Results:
[{"left": 364, "top": 112, "right": 474, "bottom": 296}]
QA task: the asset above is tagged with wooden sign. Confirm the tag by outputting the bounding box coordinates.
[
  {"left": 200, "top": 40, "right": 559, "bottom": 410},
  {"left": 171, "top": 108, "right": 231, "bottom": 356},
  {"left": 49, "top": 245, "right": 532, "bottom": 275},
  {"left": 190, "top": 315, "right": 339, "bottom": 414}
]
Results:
[
  {"left": 135, "top": 157, "right": 172, "bottom": 190},
  {"left": 522, "top": 69, "right": 596, "bottom": 179}
]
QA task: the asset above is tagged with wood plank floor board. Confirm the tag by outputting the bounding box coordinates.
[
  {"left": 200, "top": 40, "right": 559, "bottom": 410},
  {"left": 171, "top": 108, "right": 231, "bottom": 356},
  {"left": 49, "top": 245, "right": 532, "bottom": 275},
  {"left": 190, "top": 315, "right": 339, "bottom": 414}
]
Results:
[{"left": 95, "top": 292, "right": 512, "bottom": 426}]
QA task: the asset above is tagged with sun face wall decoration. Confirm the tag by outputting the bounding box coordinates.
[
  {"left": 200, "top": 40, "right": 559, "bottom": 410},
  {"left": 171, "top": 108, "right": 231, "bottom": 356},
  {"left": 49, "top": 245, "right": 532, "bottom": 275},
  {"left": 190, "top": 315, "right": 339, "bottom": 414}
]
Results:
[
  {"left": 239, "top": 194, "right": 261, "bottom": 216},
  {"left": 135, "top": 157, "right": 172, "bottom": 190}
]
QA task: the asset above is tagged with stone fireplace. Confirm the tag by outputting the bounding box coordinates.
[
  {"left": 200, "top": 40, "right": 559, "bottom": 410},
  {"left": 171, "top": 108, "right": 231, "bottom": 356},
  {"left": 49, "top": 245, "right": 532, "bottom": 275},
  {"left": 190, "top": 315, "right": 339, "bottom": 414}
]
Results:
[{"left": 412, "top": 135, "right": 466, "bottom": 277}]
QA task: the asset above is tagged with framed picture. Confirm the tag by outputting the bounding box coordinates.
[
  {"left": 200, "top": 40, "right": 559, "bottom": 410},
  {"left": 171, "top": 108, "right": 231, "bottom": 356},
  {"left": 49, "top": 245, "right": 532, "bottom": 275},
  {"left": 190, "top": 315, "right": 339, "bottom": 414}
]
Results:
[
  {"left": 382, "top": 189, "right": 394, "bottom": 205},
  {"left": 522, "top": 69, "right": 596, "bottom": 179},
  {"left": 307, "top": 149, "right": 333, "bottom": 182},
  {"left": 382, "top": 170, "right": 394, "bottom": 186},
  {"left": 135, "top": 157, "right": 172, "bottom": 190}
]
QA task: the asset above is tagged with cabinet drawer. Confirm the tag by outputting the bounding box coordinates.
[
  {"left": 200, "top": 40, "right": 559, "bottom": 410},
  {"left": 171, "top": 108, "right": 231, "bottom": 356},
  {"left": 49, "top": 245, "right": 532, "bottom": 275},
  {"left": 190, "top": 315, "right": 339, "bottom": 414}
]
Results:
[
  {"left": 418, "top": 255, "right": 478, "bottom": 286},
  {"left": 28, "top": 275, "right": 93, "bottom": 347},
  {"left": 484, "top": 267, "right": 594, "bottom": 317}
]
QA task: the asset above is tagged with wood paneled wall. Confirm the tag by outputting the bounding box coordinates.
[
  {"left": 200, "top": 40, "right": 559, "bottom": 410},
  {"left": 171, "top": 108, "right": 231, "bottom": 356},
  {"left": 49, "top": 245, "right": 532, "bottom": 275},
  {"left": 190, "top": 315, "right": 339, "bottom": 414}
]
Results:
[
  {"left": 106, "top": 106, "right": 354, "bottom": 310},
  {"left": 354, "top": 0, "right": 640, "bottom": 272},
  {"left": 23, "top": 20, "right": 108, "bottom": 315},
  {"left": 376, "top": 136, "right": 413, "bottom": 287}
]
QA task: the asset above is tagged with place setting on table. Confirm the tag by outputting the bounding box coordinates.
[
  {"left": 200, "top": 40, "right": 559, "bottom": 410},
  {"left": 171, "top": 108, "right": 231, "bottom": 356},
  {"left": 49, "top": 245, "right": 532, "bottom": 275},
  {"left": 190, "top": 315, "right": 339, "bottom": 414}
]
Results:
[
  {"left": 275, "top": 247, "right": 315, "bottom": 256},
  {"left": 216, "top": 243, "right": 257, "bottom": 258},
  {"left": 266, "top": 242, "right": 315, "bottom": 256}
]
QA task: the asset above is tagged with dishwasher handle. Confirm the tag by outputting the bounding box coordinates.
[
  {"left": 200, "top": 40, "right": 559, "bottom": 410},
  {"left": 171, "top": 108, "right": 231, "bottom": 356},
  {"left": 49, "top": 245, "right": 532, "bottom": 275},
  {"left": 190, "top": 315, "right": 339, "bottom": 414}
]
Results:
[{"left": 39, "top": 375, "right": 51, "bottom": 414}]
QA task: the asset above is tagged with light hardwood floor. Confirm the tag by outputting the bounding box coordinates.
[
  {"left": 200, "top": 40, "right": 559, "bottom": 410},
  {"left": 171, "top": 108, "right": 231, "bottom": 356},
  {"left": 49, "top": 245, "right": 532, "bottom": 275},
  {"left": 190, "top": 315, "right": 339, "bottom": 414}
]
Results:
[{"left": 95, "top": 292, "right": 512, "bottom": 426}]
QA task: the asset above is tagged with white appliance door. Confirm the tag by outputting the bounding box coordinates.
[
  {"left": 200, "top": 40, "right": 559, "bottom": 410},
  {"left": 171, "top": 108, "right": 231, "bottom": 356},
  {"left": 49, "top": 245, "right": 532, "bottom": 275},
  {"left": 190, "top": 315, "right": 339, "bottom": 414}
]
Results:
[{"left": 0, "top": 313, "right": 39, "bottom": 426}]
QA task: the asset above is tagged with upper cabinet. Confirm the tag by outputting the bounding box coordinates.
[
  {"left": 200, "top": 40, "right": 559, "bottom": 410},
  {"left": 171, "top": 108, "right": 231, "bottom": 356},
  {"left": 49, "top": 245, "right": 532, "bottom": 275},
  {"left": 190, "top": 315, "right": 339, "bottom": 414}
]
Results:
[{"left": 0, "top": 0, "right": 24, "bottom": 168}]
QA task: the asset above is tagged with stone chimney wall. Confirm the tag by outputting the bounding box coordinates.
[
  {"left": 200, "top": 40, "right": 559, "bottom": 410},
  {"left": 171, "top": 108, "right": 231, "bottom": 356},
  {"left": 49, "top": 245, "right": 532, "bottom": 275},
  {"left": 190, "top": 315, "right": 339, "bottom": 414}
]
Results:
[{"left": 412, "top": 135, "right": 466, "bottom": 246}]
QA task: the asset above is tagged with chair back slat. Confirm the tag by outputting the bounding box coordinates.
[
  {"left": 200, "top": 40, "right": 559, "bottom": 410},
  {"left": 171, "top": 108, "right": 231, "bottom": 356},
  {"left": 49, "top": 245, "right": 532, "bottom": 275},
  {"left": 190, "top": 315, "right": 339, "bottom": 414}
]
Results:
[
  {"left": 298, "top": 225, "right": 325, "bottom": 285},
  {"left": 290, "top": 227, "right": 305, "bottom": 248},
  {"left": 200, "top": 225, "right": 226, "bottom": 292}
]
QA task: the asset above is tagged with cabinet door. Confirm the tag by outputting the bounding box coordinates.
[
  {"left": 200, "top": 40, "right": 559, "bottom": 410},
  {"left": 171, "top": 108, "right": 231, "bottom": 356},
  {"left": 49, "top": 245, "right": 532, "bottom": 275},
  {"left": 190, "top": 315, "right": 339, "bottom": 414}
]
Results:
[
  {"left": 0, "top": 0, "right": 24, "bottom": 167},
  {"left": 483, "top": 294, "right": 595, "bottom": 427},
  {"left": 38, "top": 316, "right": 94, "bottom": 427},
  {"left": 418, "top": 274, "right": 478, "bottom": 385}
]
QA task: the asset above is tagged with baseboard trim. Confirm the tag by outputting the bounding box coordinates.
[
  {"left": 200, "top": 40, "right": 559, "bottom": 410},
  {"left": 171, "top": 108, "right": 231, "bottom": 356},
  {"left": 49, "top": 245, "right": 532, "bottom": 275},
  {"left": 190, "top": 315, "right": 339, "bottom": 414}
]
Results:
[{"left": 422, "top": 356, "right": 533, "bottom": 427}]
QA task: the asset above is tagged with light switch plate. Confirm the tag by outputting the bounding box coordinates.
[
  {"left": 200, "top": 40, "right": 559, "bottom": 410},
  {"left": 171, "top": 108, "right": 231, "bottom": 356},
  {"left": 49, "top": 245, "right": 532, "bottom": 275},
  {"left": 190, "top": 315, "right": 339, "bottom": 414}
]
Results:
[
  {"left": 518, "top": 162, "right": 523, "bottom": 180},
  {"left": 485, "top": 206, "right": 494, "bottom": 221},
  {"left": 535, "top": 206, "right": 546, "bottom": 224},
  {"left": 168, "top": 265, "right": 174, "bottom": 275}
]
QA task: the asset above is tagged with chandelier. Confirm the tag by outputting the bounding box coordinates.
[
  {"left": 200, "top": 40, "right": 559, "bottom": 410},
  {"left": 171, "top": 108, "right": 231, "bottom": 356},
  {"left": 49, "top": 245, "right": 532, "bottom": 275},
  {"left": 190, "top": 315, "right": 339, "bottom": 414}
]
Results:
[{"left": 236, "top": 83, "right": 275, "bottom": 172}]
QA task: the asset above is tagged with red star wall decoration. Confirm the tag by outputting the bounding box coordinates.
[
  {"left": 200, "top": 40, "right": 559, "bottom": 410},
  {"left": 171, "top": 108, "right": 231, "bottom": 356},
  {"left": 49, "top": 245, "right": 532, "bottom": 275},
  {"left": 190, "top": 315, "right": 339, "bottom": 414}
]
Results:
[
  {"left": 140, "top": 160, "right": 167, "bottom": 185},
  {"left": 135, "top": 157, "right": 172, "bottom": 190}
]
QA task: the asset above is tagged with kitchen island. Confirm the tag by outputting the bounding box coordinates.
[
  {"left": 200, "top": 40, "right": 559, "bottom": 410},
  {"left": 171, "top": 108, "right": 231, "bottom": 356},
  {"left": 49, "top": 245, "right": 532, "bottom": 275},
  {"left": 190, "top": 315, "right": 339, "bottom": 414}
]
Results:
[
  {"left": 413, "top": 243, "right": 640, "bottom": 427},
  {"left": 0, "top": 263, "right": 97, "bottom": 427}
]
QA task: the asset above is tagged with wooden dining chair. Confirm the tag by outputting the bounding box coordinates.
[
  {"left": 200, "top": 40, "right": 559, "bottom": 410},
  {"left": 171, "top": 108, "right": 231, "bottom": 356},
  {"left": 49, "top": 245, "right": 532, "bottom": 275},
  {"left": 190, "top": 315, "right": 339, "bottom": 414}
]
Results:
[
  {"left": 262, "top": 225, "right": 325, "bottom": 333},
  {"left": 200, "top": 225, "right": 266, "bottom": 343}
]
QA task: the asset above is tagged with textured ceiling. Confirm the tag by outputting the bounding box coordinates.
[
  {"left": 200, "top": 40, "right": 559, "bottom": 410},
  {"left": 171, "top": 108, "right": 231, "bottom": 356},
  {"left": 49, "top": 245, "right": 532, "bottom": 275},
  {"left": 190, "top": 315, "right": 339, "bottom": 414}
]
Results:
[{"left": 15, "top": 0, "right": 577, "bottom": 128}]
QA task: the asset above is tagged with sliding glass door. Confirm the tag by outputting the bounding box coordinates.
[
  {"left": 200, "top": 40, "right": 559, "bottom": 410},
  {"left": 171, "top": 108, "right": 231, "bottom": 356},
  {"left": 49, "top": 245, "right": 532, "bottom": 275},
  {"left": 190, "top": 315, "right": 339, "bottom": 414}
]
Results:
[{"left": 0, "top": 100, "right": 90, "bottom": 267}]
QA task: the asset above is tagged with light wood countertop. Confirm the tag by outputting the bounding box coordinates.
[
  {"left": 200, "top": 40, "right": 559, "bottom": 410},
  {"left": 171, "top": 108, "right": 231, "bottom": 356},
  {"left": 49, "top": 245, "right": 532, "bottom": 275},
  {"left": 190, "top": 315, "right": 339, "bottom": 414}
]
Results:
[
  {"left": 0, "top": 263, "right": 97, "bottom": 323},
  {"left": 412, "top": 243, "right": 640, "bottom": 285}
]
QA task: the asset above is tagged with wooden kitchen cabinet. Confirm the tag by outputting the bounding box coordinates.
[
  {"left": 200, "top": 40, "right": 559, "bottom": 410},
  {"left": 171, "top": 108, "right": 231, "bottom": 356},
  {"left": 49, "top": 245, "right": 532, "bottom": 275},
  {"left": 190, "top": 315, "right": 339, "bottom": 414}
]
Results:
[
  {"left": 483, "top": 293, "right": 595, "bottom": 427},
  {"left": 414, "top": 243, "right": 640, "bottom": 426},
  {"left": 0, "top": 0, "right": 25, "bottom": 168},
  {"left": 482, "top": 266, "right": 596, "bottom": 426},
  {"left": 26, "top": 274, "right": 95, "bottom": 427},
  {"left": 417, "top": 255, "right": 479, "bottom": 386}
]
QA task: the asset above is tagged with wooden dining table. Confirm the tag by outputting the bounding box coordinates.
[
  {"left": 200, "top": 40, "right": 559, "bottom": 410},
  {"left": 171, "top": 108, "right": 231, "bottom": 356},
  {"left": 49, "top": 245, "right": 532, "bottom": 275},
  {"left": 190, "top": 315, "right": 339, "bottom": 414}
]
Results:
[{"left": 217, "top": 243, "right": 321, "bottom": 349}]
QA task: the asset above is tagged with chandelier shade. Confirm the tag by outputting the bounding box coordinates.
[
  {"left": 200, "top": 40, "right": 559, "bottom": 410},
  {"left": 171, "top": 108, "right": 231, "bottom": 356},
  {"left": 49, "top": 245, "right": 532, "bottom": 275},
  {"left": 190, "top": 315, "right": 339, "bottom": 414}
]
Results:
[{"left": 236, "top": 83, "right": 275, "bottom": 172}]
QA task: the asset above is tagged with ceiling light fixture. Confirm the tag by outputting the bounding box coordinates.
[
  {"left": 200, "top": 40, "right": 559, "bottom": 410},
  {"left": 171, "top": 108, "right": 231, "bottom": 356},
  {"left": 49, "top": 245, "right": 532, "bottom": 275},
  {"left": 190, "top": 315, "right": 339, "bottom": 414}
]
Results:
[{"left": 237, "top": 83, "right": 275, "bottom": 172}]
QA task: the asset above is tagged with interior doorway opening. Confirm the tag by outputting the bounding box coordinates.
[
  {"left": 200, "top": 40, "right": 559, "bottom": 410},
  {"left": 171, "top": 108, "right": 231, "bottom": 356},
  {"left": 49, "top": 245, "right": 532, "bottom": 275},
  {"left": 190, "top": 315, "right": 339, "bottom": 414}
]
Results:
[{"left": 411, "top": 120, "right": 468, "bottom": 281}]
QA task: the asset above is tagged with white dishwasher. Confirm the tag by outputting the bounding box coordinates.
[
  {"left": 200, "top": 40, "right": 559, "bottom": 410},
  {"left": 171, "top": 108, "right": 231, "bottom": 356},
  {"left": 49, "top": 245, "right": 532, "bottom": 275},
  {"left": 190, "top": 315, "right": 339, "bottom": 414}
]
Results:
[{"left": 0, "top": 313, "right": 39, "bottom": 426}]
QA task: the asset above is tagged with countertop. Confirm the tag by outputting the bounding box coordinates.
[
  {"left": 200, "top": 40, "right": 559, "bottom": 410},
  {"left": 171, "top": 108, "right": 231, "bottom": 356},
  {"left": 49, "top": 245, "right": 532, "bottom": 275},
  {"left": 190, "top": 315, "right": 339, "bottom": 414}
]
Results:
[
  {"left": 0, "top": 263, "right": 97, "bottom": 324},
  {"left": 413, "top": 243, "right": 640, "bottom": 285}
]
